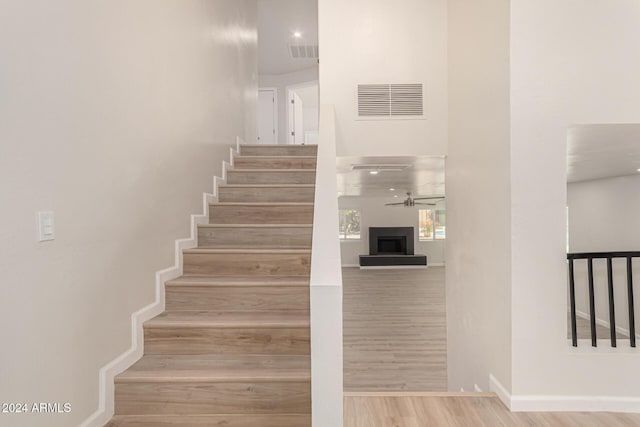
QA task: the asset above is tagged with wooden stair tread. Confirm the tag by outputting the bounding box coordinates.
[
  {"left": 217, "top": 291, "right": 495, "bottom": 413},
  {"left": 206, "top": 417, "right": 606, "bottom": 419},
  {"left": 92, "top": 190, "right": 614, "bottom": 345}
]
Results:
[
  {"left": 234, "top": 156, "right": 317, "bottom": 159},
  {"left": 107, "top": 414, "right": 311, "bottom": 426},
  {"left": 166, "top": 276, "right": 309, "bottom": 286},
  {"left": 184, "top": 248, "right": 311, "bottom": 254},
  {"left": 196, "top": 246, "right": 311, "bottom": 250},
  {"left": 228, "top": 168, "right": 314, "bottom": 172},
  {"left": 240, "top": 144, "right": 318, "bottom": 147},
  {"left": 219, "top": 184, "right": 315, "bottom": 188},
  {"left": 116, "top": 354, "right": 310, "bottom": 383},
  {"left": 145, "top": 311, "right": 311, "bottom": 328},
  {"left": 199, "top": 224, "right": 312, "bottom": 229},
  {"left": 210, "top": 202, "right": 313, "bottom": 206}
]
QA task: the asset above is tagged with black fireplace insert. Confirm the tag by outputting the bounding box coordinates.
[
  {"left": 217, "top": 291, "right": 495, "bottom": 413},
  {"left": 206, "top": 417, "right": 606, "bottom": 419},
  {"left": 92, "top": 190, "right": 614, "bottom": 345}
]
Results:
[{"left": 369, "top": 227, "right": 415, "bottom": 256}]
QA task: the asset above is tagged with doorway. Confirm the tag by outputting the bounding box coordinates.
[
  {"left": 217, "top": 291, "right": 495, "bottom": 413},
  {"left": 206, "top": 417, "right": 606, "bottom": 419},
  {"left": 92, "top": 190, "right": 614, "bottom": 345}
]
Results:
[
  {"left": 287, "top": 82, "right": 319, "bottom": 145},
  {"left": 257, "top": 88, "right": 277, "bottom": 143}
]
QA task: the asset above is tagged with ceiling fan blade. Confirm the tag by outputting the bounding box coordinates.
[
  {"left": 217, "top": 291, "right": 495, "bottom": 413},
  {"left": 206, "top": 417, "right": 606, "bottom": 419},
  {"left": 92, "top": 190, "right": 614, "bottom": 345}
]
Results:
[
  {"left": 414, "top": 202, "right": 436, "bottom": 206},
  {"left": 384, "top": 202, "right": 405, "bottom": 206},
  {"left": 413, "top": 196, "right": 445, "bottom": 201}
]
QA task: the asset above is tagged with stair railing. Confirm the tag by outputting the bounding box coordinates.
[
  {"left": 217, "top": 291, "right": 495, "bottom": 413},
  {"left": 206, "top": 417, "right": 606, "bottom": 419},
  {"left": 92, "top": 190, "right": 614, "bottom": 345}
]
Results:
[{"left": 567, "top": 251, "right": 639, "bottom": 348}]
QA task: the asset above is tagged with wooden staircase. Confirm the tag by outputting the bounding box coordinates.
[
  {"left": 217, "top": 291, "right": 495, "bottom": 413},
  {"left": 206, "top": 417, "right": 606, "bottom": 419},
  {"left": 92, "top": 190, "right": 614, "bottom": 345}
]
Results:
[{"left": 106, "top": 144, "right": 317, "bottom": 427}]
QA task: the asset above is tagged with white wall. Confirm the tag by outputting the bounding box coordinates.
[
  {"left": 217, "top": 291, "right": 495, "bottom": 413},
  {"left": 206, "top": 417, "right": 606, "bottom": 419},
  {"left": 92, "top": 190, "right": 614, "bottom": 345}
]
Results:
[
  {"left": 310, "top": 105, "right": 343, "bottom": 427},
  {"left": 303, "top": 105, "right": 319, "bottom": 134},
  {"left": 510, "top": 0, "right": 640, "bottom": 404},
  {"left": 259, "top": 67, "right": 319, "bottom": 143},
  {"left": 338, "top": 196, "right": 445, "bottom": 266},
  {"left": 0, "top": 1, "right": 257, "bottom": 426},
  {"left": 446, "top": 0, "right": 512, "bottom": 394},
  {"left": 568, "top": 175, "right": 640, "bottom": 337},
  {"left": 319, "top": 0, "right": 447, "bottom": 157}
]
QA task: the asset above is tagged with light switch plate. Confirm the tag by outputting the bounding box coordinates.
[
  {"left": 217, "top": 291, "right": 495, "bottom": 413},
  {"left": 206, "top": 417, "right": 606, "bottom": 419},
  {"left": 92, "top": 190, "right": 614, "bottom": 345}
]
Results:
[{"left": 37, "top": 211, "right": 55, "bottom": 242}]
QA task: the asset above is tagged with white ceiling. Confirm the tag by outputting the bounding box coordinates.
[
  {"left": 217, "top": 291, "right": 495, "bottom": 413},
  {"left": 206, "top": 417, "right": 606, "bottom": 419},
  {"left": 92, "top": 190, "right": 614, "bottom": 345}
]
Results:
[
  {"left": 258, "top": 0, "right": 319, "bottom": 75},
  {"left": 337, "top": 156, "right": 446, "bottom": 198},
  {"left": 567, "top": 124, "right": 640, "bottom": 183}
]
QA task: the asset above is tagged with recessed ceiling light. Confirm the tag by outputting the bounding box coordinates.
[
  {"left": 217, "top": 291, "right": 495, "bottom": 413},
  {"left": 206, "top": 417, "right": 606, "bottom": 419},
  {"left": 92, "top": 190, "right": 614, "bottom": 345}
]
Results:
[
  {"left": 394, "top": 195, "right": 398, "bottom": 198},
  {"left": 369, "top": 170, "right": 379, "bottom": 175},
  {"left": 389, "top": 188, "right": 395, "bottom": 191},
  {"left": 637, "top": 168, "right": 640, "bottom": 172},
  {"left": 293, "top": 31, "right": 302, "bottom": 38}
]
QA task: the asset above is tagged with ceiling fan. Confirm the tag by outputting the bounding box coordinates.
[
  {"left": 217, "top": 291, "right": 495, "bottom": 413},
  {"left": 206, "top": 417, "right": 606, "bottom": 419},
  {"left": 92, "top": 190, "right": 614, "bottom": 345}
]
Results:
[{"left": 385, "top": 192, "right": 445, "bottom": 207}]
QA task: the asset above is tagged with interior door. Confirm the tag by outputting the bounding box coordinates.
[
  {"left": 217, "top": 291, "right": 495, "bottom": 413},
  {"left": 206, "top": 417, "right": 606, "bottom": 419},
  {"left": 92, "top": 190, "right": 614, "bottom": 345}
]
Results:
[
  {"left": 257, "top": 89, "right": 276, "bottom": 143},
  {"left": 288, "top": 91, "right": 305, "bottom": 144}
]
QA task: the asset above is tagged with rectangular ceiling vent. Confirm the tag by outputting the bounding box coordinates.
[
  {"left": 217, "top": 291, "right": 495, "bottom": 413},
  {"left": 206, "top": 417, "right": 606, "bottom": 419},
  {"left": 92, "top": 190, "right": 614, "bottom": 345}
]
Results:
[
  {"left": 358, "top": 84, "right": 424, "bottom": 117},
  {"left": 351, "top": 164, "right": 411, "bottom": 172},
  {"left": 289, "top": 44, "right": 319, "bottom": 59}
]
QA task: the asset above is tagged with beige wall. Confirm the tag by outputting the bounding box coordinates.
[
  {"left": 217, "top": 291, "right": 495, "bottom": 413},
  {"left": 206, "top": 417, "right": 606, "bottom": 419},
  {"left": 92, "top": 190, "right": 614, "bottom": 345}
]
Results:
[
  {"left": 510, "top": 0, "right": 640, "bottom": 403},
  {"left": 446, "top": 0, "right": 512, "bottom": 393},
  {"left": 319, "top": 0, "right": 448, "bottom": 157},
  {"left": 0, "top": 1, "right": 257, "bottom": 426}
]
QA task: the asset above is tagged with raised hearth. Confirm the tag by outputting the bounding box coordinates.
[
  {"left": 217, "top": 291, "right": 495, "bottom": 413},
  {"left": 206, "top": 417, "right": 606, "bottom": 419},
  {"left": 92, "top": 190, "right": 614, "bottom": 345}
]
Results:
[{"left": 360, "top": 227, "right": 427, "bottom": 268}]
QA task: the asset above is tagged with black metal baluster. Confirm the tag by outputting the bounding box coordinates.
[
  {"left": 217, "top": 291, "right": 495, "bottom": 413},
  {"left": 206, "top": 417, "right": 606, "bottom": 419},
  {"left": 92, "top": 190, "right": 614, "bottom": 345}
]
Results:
[
  {"left": 627, "top": 257, "right": 636, "bottom": 348},
  {"left": 569, "top": 258, "right": 578, "bottom": 347},
  {"left": 588, "top": 258, "right": 597, "bottom": 347},
  {"left": 607, "top": 257, "right": 617, "bottom": 347}
]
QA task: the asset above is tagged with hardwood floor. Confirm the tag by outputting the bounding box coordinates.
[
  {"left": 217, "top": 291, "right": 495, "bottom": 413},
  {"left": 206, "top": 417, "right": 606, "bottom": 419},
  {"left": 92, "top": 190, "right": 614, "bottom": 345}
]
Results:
[
  {"left": 570, "top": 313, "right": 626, "bottom": 340},
  {"left": 342, "top": 267, "right": 640, "bottom": 425},
  {"left": 342, "top": 267, "right": 447, "bottom": 392},
  {"left": 344, "top": 395, "right": 640, "bottom": 427}
]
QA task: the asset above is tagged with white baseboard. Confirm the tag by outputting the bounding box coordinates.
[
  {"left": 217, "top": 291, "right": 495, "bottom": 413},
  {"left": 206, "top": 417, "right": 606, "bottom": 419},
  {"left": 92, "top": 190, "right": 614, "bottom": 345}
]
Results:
[
  {"left": 489, "top": 373, "right": 640, "bottom": 413},
  {"left": 511, "top": 395, "right": 640, "bottom": 413},
  {"left": 489, "top": 374, "right": 512, "bottom": 409},
  {"left": 79, "top": 144, "right": 234, "bottom": 427}
]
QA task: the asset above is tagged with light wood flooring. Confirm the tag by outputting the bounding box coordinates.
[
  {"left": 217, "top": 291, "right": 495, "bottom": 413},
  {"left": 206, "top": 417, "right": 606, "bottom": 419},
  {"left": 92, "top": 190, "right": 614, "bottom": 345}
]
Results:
[
  {"left": 570, "top": 313, "right": 626, "bottom": 341},
  {"left": 344, "top": 395, "right": 640, "bottom": 427},
  {"left": 343, "top": 267, "right": 447, "bottom": 392},
  {"left": 342, "top": 267, "right": 640, "bottom": 425}
]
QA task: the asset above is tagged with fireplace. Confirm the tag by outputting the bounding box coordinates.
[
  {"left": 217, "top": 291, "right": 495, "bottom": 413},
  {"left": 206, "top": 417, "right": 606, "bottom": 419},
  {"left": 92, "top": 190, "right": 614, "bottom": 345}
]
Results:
[{"left": 369, "top": 227, "right": 415, "bottom": 256}]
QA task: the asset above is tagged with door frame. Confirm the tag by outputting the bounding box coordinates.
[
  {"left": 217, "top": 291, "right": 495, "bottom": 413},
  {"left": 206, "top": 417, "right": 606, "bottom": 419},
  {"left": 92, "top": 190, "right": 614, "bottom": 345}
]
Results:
[
  {"left": 258, "top": 87, "right": 278, "bottom": 144},
  {"left": 286, "top": 80, "right": 319, "bottom": 145}
]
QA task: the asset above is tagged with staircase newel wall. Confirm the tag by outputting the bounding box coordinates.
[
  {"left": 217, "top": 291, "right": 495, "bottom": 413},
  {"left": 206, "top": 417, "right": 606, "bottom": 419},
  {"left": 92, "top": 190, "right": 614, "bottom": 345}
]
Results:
[{"left": 310, "top": 105, "right": 344, "bottom": 427}]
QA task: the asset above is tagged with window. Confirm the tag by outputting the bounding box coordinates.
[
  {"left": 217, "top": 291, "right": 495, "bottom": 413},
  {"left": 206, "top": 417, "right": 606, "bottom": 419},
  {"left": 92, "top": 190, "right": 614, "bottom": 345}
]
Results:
[
  {"left": 338, "top": 209, "right": 361, "bottom": 240},
  {"left": 419, "top": 209, "right": 446, "bottom": 241}
]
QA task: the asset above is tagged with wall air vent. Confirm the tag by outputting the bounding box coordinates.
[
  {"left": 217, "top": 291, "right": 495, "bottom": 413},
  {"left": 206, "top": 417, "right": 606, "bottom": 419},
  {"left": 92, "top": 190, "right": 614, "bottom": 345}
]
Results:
[
  {"left": 289, "top": 44, "right": 319, "bottom": 59},
  {"left": 357, "top": 84, "right": 424, "bottom": 118},
  {"left": 351, "top": 164, "right": 411, "bottom": 172}
]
